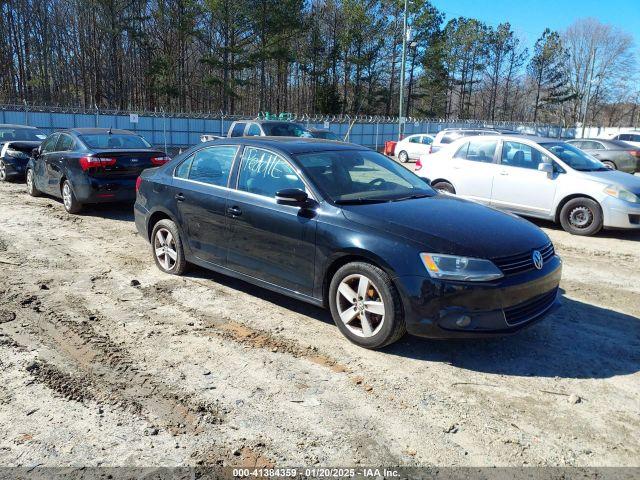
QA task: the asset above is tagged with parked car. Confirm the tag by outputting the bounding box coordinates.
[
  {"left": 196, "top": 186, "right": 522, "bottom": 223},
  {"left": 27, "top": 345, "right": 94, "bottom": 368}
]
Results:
[
  {"left": 26, "top": 128, "right": 169, "bottom": 214},
  {"left": 609, "top": 131, "right": 640, "bottom": 149},
  {"left": 227, "top": 120, "right": 313, "bottom": 138},
  {"left": 429, "top": 127, "right": 519, "bottom": 155},
  {"left": 0, "top": 124, "right": 47, "bottom": 182},
  {"left": 566, "top": 138, "right": 640, "bottom": 173},
  {"left": 394, "top": 134, "right": 434, "bottom": 163},
  {"left": 309, "top": 128, "right": 342, "bottom": 141},
  {"left": 135, "top": 137, "right": 561, "bottom": 349},
  {"left": 416, "top": 134, "right": 640, "bottom": 236}
]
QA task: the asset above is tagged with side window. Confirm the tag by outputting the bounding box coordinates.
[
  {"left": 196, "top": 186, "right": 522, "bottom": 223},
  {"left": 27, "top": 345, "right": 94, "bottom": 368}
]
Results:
[
  {"left": 237, "top": 147, "right": 305, "bottom": 198},
  {"left": 246, "top": 123, "right": 261, "bottom": 137},
  {"left": 230, "top": 123, "right": 246, "bottom": 137},
  {"left": 465, "top": 139, "right": 497, "bottom": 163},
  {"left": 453, "top": 142, "right": 469, "bottom": 159},
  {"left": 421, "top": 136, "right": 433, "bottom": 145},
  {"left": 186, "top": 146, "right": 239, "bottom": 186},
  {"left": 408, "top": 136, "right": 420, "bottom": 144},
  {"left": 501, "top": 141, "right": 550, "bottom": 170},
  {"left": 632, "top": 134, "right": 640, "bottom": 142},
  {"left": 56, "top": 134, "right": 74, "bottom": 152},
  {"left": 617, "top": 134, "right": 630, "bottom": 141},
  {"left": 174, "top": 156, "right": 193, "bottom": 179},
  {"left": 41, "top": 134, "right": 59, "bottom": 153}
]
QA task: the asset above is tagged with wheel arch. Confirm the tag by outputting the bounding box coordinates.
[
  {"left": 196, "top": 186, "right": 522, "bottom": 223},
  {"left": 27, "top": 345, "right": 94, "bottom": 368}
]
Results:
[
  {"left": 554, "top": 193, "right": 602, "bottom": 223},
  {"left": 146, "top": 208, "right": 180, "bottom": 241}
]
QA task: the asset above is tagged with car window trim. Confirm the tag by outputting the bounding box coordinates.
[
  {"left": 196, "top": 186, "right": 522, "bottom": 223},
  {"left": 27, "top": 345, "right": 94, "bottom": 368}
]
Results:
[
  {"left": 42, "top": 133, "right": 60, "bottom": 154},
  {"left": 234, "top": 145, "right": 319, "bottom": 202},
  {"left": 172, "top": 144, "right": 241, "bottom": 190}
]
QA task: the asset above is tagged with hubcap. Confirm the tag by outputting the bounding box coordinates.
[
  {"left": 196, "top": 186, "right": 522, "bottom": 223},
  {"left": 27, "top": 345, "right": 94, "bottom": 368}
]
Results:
[
  {"left": 569, "top": 206, "right": 593, "bottom": 229},
  {"left": 27, "top": 171, "right": 33, "bottom": 190},
  {"left": 0, "top": 161, "right": 6, "bottom": 181},
  {"left": 62, "top": 183, "right": 73, "bottom": 210},
  {"left": 336, "top": 274, "right": 385, "bottom": 338},
  {"left": 154, "top": 228, "right": 178, "bottom": 271}
]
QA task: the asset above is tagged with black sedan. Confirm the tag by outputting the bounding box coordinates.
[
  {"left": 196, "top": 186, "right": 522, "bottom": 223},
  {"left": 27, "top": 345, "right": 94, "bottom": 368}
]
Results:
[
  {"left": 566, "top": 138, "right": 640, "bottom": 173},
  {"left": 26, "top": 128, "right": 169, "bottom": 213},
  {"left": 0, "top": 124, "right": 47, "bottom": 182},
  {"left": 134, "top": 138, "right": 562, "bottom": 349}
]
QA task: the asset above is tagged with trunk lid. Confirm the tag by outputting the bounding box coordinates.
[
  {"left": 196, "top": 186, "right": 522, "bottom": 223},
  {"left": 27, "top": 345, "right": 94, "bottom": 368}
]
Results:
[{"left": 88, "top": 149, "right": 167, "bottom": 177}]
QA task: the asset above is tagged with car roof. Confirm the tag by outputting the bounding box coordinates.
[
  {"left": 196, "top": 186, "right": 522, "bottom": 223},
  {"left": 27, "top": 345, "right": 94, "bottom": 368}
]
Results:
[
  {"left": 203, "top": 137, "right": 367, "bottom": 154},
  {"left": 0, "top": 123, "right": 41, "bottom": 129},
  {"left": 65, "top": 128, "right": 137, "bottom": 135},
  {"left": 449, "top": 134, "right": 559, "bottom": 144}
]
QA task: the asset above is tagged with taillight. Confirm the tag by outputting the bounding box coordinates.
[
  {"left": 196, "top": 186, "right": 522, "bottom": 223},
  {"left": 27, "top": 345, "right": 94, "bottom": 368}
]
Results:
[
  {"left": 135, "top": 176, "right": 142, "bottom": 192},
  {"left": 151, "top": 156, "right": 171, "bottom": 166},
  {"left": 629, "top": 150, "right": 640, "bottom": 158},
  {"left": 79, "top": 156, "right": 116, "bottom": 171},
  {"left": 415, "top": 158, "right": 422, "bottom": 171}
]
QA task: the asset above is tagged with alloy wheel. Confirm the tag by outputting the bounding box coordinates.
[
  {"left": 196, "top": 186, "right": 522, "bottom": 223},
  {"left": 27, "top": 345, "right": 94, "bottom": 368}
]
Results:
[
  {"left": 26, "top": 170, "right": 34, "bottom": 192},
  {"left": 0, "top": 161, "right": 6, "bottom": 181},
  {"left": 62, "top": 183, "right": 73, "bottom": 211},
  {"left": 335, "top": 274, "right": 385, "bottom": 338},
  {"left": 568, "top": 206, "right": 593, "bottom": 229},
  {"left": 154, "top": 228, "right": 178, "bottom": 271}
]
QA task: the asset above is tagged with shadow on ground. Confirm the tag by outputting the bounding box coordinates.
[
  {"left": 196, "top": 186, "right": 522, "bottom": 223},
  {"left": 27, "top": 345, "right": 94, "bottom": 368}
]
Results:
[{"left": 186, "top": 266, "right": 640, "bottom": 381}]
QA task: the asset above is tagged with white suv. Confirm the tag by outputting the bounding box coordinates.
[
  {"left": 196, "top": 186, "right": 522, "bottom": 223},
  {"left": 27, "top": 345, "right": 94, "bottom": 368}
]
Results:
[{"left": 415, "top": 134, "right": 640, "bottom": 236}]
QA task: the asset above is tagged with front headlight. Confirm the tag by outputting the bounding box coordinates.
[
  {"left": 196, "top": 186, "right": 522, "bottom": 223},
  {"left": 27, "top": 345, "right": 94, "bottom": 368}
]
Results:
[
  {"left": 420, "top": 253, "right": 503, "bottom": 281},
  {"left": 5, "top": 149, "right": 30, "bottom": 160},
  {"left": 604, "top": 185, "right": 639, "bottom": 204}
]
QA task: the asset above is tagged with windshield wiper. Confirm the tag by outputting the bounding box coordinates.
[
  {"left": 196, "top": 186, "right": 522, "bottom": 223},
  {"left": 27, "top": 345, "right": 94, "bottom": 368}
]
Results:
[
  {"left": 390, "top": 193, "right": 433, "bottom": 202},
  {"left": 334, "top": 198, "right": 392, "bottom": 205}
]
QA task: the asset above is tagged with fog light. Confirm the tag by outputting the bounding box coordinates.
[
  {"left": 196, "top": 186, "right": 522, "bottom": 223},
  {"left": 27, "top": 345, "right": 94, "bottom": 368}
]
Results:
[{"left": 455, "top": 315, "right": 471, "bottom": 327}]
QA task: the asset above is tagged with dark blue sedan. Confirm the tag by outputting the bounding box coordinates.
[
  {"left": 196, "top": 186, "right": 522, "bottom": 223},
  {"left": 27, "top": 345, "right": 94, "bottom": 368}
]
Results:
[
  {"left": 135, "top": 138, "right": 562, "bottom": 348},
  {"left": 26, "top": 128, "right": 169, "bottom": 213}
]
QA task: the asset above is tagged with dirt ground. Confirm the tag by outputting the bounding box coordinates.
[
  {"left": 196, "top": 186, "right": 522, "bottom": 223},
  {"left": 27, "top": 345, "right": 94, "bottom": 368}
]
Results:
[{"left": 0, "top": 178, "right": 638, "bottom": 468}]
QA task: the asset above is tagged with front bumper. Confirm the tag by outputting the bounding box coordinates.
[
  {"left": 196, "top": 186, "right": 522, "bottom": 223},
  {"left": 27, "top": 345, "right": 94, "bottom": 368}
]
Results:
[
  {"left": 601, "top": 196, "right": 640, "bottom": 229},
  {"left": 395, "top": 256, "right": 562, "bottom": 338},
  {"left": 1, "top": 157, "right": 28, "bottom": 178}
]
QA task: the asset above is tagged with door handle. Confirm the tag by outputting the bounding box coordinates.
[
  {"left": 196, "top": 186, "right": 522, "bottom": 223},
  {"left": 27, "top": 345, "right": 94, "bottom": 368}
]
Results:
[
  {"left": 227, "top": 206, "right": 242, "bottom": 217},
  {"left": 175, "top": 193, "right": 185, "bottom": 201}
]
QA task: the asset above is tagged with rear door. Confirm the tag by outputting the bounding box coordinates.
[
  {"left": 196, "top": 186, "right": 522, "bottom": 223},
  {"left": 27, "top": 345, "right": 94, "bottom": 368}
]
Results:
[
  {"left": 171, "top": 145, "right": 239, "bottom": 265},
  {"left": 225, "top": 146, "right": 317, "bottom": 295},
  {"left": 37, "top": 133, "right": 60, "bottom": 194},
  {"left": 491, "top": 140, "right": 557, "bottom": 216},
  {"left": 46, "top": 133, "right": 75, "bottom": 190},
  {"left": 446, "top": 137, "right": 499, "bottom": 204}
]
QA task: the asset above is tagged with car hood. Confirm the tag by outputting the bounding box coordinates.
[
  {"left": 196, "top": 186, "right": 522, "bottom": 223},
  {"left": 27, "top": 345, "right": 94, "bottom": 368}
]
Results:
[
  {"left": 340, "top": 195, "right": 550, "bottom": 259},
  {"left": 576, "top": 169, "right": 640, "bottom": 193}
]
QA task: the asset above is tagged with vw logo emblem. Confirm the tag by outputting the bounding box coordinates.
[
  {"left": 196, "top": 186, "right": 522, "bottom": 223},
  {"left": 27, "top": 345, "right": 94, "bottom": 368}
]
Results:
[{"left": 532, "top": 250, "right": 544, "bottom": 270}]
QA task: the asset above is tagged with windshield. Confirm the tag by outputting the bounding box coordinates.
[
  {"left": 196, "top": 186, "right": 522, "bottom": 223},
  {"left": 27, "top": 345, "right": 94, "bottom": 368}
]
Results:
[
  {"left": 313, "top": 130, "right": 341, "bottom": 141},
  {"left": 541, "top": 142, "right": 608, "bottom": 171},
  {"left": 0, "top": 127, "right": 47, "bottom": 142},
  {"left": 79, "top": 133, "right": 152, "bottom": 149},
  {"left": 295, "top": 149, "right": 435, "bottom": 203},
  {"left": 262, "top": 123, "right": 313, "bottom": 138}
]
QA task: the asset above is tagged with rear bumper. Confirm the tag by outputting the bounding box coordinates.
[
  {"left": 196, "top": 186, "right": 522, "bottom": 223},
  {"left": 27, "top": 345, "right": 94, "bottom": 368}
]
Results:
[
  {"left": 395, "top": 256, "right": 562, "bottom": 339},
  {"left": 71, "top": 175, "right": 138, "bottom": 204}
]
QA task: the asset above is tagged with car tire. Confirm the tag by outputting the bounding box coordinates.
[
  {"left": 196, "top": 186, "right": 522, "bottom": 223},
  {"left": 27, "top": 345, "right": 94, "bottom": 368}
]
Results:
[
  {"left": 0, "top": 160, "right": 8, "bottom": 182},
  {"left": 151, "top": 219, "right": 187, "bottom": 276},
  {"left": 559, "top": 197, "right": 603, "bottom": 236},
  {"left": 26, "top": 169, "right": 42, "bottom": 197},
  {"left": 432, "top": 181, "right": 456, "bottom": 194},
  {"left": 398, "top": 151, "right": 409, "bottom": 163},
  {"left": 61, "top": 180, "right": 82, "bottom": 214},
  {"left": 601, "top": 160, "right": 616, "bottom": 170},
  {"left": 328, "top": 262, "right": 406, "bottom": 349}
]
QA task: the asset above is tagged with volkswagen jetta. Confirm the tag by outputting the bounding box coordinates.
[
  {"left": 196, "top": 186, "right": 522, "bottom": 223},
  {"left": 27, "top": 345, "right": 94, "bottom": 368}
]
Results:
[{"left": 135, "top": 138, "right": 562, "bottom": 348}]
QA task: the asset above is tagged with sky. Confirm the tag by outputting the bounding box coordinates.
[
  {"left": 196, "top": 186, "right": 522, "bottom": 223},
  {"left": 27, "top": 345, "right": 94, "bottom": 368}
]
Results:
[{"left": 430, "top": 0, "right": 640, "bottom": 51}]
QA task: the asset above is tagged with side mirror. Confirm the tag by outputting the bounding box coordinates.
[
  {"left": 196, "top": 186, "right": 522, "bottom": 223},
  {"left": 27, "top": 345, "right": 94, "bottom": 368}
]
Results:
[
  {"left": 538, "top": 163, "right": 554, "bottom": 174},
  {"left": 276, "top": 188, "right": 309, "bottom": 207},
  {"left": 31, "top": 147, "right": 40, "bottom": 159}
]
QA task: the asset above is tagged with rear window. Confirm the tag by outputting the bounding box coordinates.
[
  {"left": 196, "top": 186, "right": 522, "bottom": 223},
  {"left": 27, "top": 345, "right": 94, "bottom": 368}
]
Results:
[
  {"left": 230, "top": 123, "right": 246, "bottom": 137},
  {"left": 79, "top": 134, "right": 151, "bottom": 149},
  {"left": 262, "top": 123, "right": 313, "bottom": 137}
]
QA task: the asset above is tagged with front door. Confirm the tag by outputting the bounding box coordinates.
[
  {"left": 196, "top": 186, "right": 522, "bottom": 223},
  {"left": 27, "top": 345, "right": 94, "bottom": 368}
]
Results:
[
  {"left": 36, "top": 133, "right": 59, "bottom": 195},
  {"left": 226, "top": 146, "right": 317, "bottom": 296},
  {"left": 491, "top": 140, "right": 558, "bottom": 216},
  {"left": 171, "top": 145, "right": 240, "bottom": 265}
]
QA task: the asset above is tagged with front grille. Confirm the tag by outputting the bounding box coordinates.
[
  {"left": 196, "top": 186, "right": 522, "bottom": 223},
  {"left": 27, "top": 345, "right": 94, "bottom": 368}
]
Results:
[
  {"left": 492, "top": 242, "right": 555, "bottom": 275},
  {"left": 503, "top": 288, "right": 558, "bottom": 326}
]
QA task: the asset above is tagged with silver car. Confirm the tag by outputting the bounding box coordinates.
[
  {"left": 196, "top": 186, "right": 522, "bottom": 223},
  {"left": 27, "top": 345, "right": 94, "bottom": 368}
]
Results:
[{"left": 415, "top": 134, "right": 640, "bottom": 235}]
